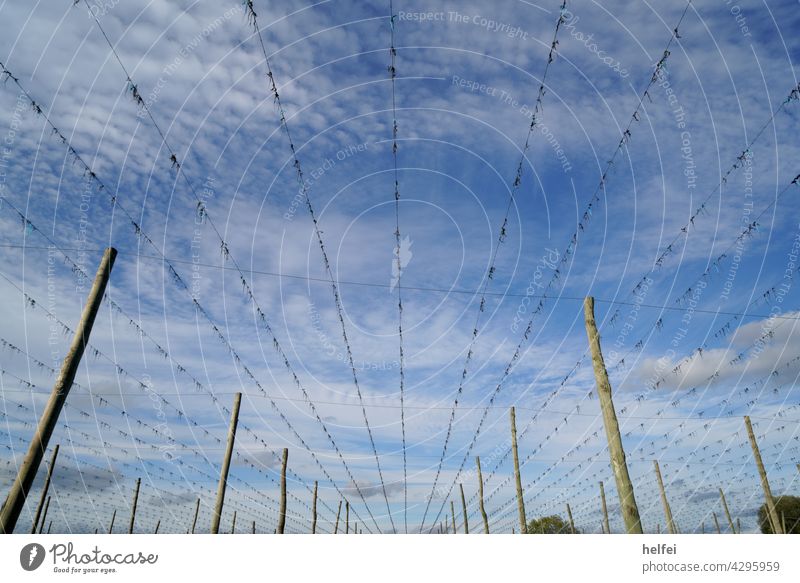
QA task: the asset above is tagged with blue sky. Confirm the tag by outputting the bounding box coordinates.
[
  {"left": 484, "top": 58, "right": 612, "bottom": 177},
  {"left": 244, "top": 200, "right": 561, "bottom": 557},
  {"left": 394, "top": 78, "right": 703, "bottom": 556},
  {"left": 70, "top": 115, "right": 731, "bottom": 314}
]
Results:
[{"left": 0, "top": 0, "right": 799, "bottom": 534}]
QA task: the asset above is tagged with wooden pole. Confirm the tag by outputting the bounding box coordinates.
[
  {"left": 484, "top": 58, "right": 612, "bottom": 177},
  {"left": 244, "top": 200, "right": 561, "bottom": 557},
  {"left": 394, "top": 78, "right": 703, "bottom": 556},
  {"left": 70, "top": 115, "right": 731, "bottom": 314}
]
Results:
[
  {"left": 459, "top": 483, "right": 469, "bottom": 534},
  {"left": 277, "top": 448, "right": 288, "bottom": 534},
  {"left": 719, "top": 488, "right": 735, "bottom": 533},
  {"left": 154, "top": 520, "right": 160, "bottom": 534},
  {"left": 566, "top": 503, "right": 576, "bottom": 534},
  {"left": 211, "top": 392, "right": 242, "bottom": 534},
  {"left": 38, "top": 496, "right": 50, "bottom": 534},
  {"left": 252, "top": 520, "right": 256, "bottom": 534},
  {"left": 744, "top": 416, "right": 782, "bottom": 533},
  {"left": 108, "top": 509, "right": 116, "bottom": 534},
  {"left": 334, "top": 500, "right": 341, "bottom": 533},
  {"left": 0, "top": 248, "right": 116, "bottom": 534},
  {"left": 46, "top": 521, "right": 51, "bottom": 534},
  {"left": 653, "top": 460, "right": 675, "bottom": 534},
  {"left": 128, "top": 478, "right": 141, "bottom": 534},
  {"left": 231, "top": 510, "right": 237, "bottom": 534},
  {"left": 712, "top": 512, "right": 721, "bottom": 534},
  {"left": 345, "top": 500, "right": 349, "bottom": 534},
  {"left": 312, "top": 480, "right": 318, "bottom": 534},
  {"left": 476, "top": 456, "right": 489, "bottom": 533},
  {"left": 30, "top": 444, "right": 59, "bottom": 534},
  {"left": 510, "top": 407, "right": 527, "bottom": 534},
  {"left": 191, "top": 498, "right": 200, "bottom": 534},
  {"left": 583, "top": 297, "right": 642, "bottom": 533},
  {"left": 451, "top": 500, "right": 457, "bottom": 534},
  {"left": 599, "top": 480, "right": 611, "bottom": 535}
]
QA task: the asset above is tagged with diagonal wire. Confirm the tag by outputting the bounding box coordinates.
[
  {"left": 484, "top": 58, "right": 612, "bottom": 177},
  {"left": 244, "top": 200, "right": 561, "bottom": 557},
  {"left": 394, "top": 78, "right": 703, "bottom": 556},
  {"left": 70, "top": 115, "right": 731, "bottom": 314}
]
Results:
[
  {"left": 418, "top": 0, "right": 569, "bottom": 532},
  {"left": 244, "top": 0, "right": 394, "bottom": 531},
  {"left": 608, "top": 80, "right": 800, "bottom": 326},
  {"left": 74, "top": 0, "right": 382, "bottom": 531},
  {"left": 0, "top": 197, "right": 336, "bottom": 523},
  {"left": 0, "top": 55, "right": 374, "bottom": 531},
  {"left": 424, "top": 0, "right": 693, "bottom": 531}
]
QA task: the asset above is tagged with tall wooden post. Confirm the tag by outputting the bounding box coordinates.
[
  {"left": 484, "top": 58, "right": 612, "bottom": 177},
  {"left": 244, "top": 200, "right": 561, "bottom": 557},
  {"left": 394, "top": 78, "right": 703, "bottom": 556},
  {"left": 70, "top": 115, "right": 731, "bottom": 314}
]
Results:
[
  {"left": 653, "top": 461, "right": 675, "bottom": 534},
  {"left": 345, "top": 500, "right": 349, "bottom": 534},
  {"left": 312, "top": 480, "right": 318, "bottom": 534},
  {"left": 128, "top": 478, "right": 141, "bottom": 534},
  {"left": 599, "top": 481, "right": 611, "bottom": 534},
  {"left": 191, "top": 498, "right": 200, "bottom": 534},
  {"left": 46, "top": 521, "right": 52, "bottom": 534},
  {"left": 459, "top": 483, "right": 469, "bottom": 534},
  {"left": 510, "top": 407, "right": 527, "bottom": 534},
  {"left": 583, "top": 297, "right": 642, "bottom": 533},
  {"left": 252, "top": 520, "right": 256, "bottom": 534},
  {"left": 334, "top": 500, "right": 342, "bottom": 533},
  {"left": 712, "top": 512, "right": 721, "bottom": 534},
  {"left": 719, "top": 488, "right": 735, "bottom": 533},
  {"left": 231, "top": 510, "right": 237, "bottom": 534},
  {"left": 0, "top": 248, "right": 116, "bottom": 533},
  {"left": 38, "top": 496, "right": 51, "bottom": 534},
  {"left": 277, "top": 448, "right": 288, "bottom": 534},
  {"left": 566, "top": 503, "right": 576, "bottom": 534},
  {"left": 744, "top": 416, "right": 782, "bottom": 533},
  {"left": 451, "top": 500, "right": 457, "bottom": 534},
  {"left": 211, "top": 393, "right": 242, "bottom": 534},
  {"left": 108, "top": 509, "right": 116, "bottom": 534},
  {"left": 30, "top": 444, "right": 59, "bottom": 534},
  {"left": 476, "top": 456, "right": 489, "bottom": 533},
  {"left": 154, "top": 520, "right": 160, "bottom": 534}
]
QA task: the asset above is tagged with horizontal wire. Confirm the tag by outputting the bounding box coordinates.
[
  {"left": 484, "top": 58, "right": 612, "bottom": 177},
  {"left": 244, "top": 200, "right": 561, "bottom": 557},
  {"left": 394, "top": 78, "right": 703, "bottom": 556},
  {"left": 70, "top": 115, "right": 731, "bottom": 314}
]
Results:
[
  {"left": 3, "top": 387, "right": 796, "bottom": 424},
  {"left": 1, "top": 244, "right": 796, "bottom": 321}
]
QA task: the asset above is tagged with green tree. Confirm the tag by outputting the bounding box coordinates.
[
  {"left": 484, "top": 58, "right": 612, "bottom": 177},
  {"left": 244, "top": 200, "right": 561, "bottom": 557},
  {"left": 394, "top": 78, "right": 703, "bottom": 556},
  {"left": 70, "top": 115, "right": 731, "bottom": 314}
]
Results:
[
  {"left": 758, "top": 496, "right": 800, "bottom": 534},
  {"left": 526, "top": 515, "right": 578, "bottom": 534}
]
